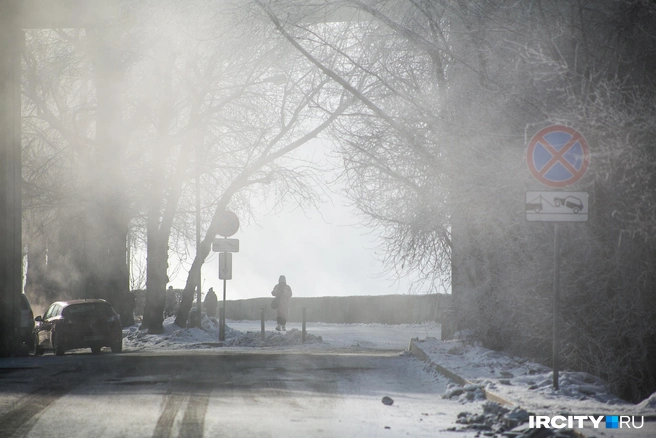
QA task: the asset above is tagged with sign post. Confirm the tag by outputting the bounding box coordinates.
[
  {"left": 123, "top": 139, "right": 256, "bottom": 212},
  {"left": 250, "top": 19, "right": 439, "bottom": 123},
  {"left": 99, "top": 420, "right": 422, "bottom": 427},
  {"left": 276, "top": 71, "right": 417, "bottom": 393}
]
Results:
[
  {"left": 553, "top": 222, "right": 561, "bottom": 390},
  {"left": 218, "top": 248, "right": 232, "bottom": 341},
  {"left": 213, "top": 211, "right": 240, "bottom": 341},
  {"left": 526, "top": 125, "right": 591, "bottom": 390}
]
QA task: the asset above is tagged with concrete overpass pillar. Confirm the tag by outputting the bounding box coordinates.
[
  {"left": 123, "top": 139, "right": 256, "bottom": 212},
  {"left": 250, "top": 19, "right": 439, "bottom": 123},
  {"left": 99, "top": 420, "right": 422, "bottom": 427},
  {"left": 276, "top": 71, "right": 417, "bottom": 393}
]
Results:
[{"left": 0, "top": 4, "right": 24, "bottom": 357}]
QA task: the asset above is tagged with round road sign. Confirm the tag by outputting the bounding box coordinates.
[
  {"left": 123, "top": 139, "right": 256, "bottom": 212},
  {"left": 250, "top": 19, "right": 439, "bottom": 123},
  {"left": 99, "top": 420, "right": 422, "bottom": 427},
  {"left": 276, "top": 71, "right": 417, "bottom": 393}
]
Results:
[
  {"left": 216, "top": 211, "right": 239, "bottom": 237},
  {"left": 526, "top": 125, "right": 590, "bottom": 188}
]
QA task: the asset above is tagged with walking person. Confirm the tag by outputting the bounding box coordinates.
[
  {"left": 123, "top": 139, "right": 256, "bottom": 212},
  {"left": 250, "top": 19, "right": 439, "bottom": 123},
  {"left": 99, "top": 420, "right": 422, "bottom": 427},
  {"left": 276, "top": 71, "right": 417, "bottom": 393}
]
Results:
[
  {"left": 204, "top": 287, "right": 218, "bottom": 318},
  {"left": 271, "top": 275, "right": 292, "bottom": 331}
]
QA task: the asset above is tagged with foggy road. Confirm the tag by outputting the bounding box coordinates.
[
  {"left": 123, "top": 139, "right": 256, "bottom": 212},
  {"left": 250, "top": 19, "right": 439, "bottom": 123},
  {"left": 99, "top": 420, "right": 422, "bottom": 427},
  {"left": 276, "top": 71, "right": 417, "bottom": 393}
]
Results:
[{"left": 0, "top": 349, "right": 471, "bottom": 438}]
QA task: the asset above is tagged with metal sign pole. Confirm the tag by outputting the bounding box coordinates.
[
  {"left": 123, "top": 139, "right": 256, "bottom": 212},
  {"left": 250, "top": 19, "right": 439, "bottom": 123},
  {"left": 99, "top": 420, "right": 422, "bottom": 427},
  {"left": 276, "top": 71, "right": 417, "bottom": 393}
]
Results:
[
  {"left": 553, "top": 222, "right": 561, "bottom": 390},
  {"left": 219, "top": 244, "right": 227, "bottom": 341},
  {"left": 220, "top": 277, "right": 226, "bottom": 341},
  {"left": 213, "top": 217, "right": 238, "bottom": 341},
  {"left": 260, "top": 308, "right": 265, "bottom": 342}
]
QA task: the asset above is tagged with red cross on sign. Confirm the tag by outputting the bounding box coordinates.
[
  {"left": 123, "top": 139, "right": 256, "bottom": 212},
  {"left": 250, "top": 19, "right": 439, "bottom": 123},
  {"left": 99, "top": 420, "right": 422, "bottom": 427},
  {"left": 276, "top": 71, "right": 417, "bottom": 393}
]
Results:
[{"left": 526, "top": 125, "right": 590, "bottom": 188}]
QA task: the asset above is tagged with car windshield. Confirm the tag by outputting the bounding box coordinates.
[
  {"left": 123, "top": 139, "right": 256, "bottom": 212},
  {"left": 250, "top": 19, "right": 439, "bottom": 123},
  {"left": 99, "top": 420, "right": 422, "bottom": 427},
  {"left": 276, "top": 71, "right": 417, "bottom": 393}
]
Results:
[{"left": 63, "top": 303, "right": 113, "bottom": 319}]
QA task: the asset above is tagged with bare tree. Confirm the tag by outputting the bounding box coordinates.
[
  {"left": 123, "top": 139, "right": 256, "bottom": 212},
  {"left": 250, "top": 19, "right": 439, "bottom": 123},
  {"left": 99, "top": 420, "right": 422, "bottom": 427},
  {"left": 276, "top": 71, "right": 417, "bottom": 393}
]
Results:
[
  {"left": 21, "top": 24, "right": 157, "bottom": 324},
  {"left": 173, "top": 79, "right": 354, "bottom": 326},
  {"left": 258, "top": 0, "right": 656, "bottom": 401}
]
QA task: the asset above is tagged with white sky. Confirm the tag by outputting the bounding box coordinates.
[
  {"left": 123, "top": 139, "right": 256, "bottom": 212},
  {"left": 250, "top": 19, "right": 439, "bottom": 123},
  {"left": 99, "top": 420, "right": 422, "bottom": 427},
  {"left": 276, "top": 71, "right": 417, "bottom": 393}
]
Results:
[{"left": 175, "top": 191, "right": 419, "bottom": 300}]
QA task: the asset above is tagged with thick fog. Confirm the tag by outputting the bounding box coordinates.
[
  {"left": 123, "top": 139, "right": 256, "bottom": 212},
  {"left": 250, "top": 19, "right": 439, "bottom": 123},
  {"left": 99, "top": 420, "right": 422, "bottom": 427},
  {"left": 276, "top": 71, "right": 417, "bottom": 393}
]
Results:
[{"left": 6, "top": 0, "right": 656, "bottom": 401}]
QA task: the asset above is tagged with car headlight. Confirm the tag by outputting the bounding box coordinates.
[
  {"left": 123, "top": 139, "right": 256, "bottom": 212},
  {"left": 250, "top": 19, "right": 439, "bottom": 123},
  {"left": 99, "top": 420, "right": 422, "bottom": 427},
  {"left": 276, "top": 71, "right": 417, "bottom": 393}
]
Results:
[{"left": 107, "top": 314, "right": 121, "bottom": 324}]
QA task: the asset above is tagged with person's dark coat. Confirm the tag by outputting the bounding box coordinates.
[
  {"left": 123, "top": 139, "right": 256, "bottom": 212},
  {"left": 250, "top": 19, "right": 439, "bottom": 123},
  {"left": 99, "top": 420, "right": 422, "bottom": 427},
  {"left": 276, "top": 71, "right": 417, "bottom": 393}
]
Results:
[
  {"left": 204, "top": 288, "right": 218, "bottom": 317},
  {"left": 271, "top": 276, "right": 292, "bottom": 320}
]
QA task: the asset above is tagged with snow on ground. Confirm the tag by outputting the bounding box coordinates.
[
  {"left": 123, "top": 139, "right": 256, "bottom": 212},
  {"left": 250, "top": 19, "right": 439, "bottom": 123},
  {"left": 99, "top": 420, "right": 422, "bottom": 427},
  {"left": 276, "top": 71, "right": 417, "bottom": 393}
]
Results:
[
  {"left": 415, "top": 337, "right": 656, "bottom": 414},
  {"left": 123, "top": 316, "right": 440, "bottom": 352},
  {"left": 124, "top": 316, "right": 325, "bottom": 351},
  {"left": 413, "top": 337, "right": 656, "bottom": 437}
]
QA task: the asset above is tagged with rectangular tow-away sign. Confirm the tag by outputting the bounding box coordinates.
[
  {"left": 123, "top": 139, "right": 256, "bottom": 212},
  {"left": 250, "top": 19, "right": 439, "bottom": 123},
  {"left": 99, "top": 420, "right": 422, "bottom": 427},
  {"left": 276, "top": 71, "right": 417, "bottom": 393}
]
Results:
[
  {"left": 212, "top": 238, "right": 239, "bottom": 253},
  {"left": 525, "top": 191, "right": 588, "bottom": 222}
]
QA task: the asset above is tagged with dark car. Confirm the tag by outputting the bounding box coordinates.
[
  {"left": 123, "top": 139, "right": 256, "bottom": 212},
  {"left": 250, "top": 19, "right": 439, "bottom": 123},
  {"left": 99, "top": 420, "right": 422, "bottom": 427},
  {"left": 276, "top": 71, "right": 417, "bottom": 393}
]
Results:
[{"left": 33, "top": 299, "right": 123, "bottom": 356}]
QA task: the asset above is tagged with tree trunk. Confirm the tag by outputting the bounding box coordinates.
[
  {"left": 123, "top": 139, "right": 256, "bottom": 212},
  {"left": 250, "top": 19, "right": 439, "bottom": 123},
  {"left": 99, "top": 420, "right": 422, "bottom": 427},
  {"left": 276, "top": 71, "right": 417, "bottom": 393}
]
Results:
[
  {"left": 172, "top": 97, "right": 351, "bottom": 327},
  {"left": 79, "top": 29, "right": 131, "bottom": 324},
  {"left": 139, "top": 54, "right": 197, "bottom": 332},
  {"left": 175, "top": 199, "right": 232, "bottom": 327},
  {"left": 175, "top": 246, "right": 209, "bottom": 327},
  {"left": 141, "top": 229, "right": 168, "bottom": 333}
]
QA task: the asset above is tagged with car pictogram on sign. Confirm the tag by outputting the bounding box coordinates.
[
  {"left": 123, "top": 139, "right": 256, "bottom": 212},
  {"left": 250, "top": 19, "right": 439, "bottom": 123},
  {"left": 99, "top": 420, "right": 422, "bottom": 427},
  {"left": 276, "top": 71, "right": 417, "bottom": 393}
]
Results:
[{"left": 553, "top": 196, "right": 583, "bottom": 213}]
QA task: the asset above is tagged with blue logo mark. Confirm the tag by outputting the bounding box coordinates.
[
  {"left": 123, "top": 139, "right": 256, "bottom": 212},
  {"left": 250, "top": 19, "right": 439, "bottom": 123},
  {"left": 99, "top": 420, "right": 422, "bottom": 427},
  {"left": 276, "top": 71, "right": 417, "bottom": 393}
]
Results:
[{"left": 606, "top": 416, "right": 619, "bottom": 429}]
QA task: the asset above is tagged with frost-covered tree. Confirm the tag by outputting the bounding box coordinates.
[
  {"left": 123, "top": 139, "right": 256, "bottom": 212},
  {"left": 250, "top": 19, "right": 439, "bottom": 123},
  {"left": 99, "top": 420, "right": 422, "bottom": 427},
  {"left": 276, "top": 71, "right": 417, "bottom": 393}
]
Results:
[
  {"left": 258, "top": 0, "right": 656, "bottom": 401},
  {"left": 20, "top": 3, "right": 353, "bottom": 333}
]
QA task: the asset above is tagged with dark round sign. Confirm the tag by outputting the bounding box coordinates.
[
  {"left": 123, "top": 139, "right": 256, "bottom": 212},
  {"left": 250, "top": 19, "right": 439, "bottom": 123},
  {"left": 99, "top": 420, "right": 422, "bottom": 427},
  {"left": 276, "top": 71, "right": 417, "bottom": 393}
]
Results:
[{"left": 216, "top": 211, "right": 239, "bottom": 237}]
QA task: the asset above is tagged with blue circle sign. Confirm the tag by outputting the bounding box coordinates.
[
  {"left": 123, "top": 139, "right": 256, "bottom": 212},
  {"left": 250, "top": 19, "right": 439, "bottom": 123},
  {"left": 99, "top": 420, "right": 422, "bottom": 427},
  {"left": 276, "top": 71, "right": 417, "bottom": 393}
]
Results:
[{"left": 527, "top": 125, "right": 590, "bottom": 188}]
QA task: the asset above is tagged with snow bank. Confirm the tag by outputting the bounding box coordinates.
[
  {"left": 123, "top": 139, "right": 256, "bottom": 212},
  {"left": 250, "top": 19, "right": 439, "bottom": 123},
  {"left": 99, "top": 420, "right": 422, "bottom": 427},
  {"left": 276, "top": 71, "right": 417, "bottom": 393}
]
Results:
[
  {"left": 123, "top": 315, "right": 323, "bottom": 351},
  {"left": 637, "top": 392, "right": 656, "bottom": 411},
  {"left": 413, "top": 337, "right": 656, "bottom": 422}
]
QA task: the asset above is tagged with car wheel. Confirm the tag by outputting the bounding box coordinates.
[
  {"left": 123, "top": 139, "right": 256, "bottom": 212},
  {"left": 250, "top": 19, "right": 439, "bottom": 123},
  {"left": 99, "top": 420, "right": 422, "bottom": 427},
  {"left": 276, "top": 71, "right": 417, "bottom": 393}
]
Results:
[
  {"left": 555, "top": 201, "right": 561, "bottom": 207},
  {"left": 53, "top": 335, "right": 66, "bottom": 356},
  {"left": 111, "top": 340, "right": 123, "bottom": 353},
  {"left": 33, "top": 336, "right": 44, "bottom": 356},
  {"left": 573, "top": 207, "right": 580, "bottom": 214},
  {"left": 91, "top": 345, "right": 102, "bottom": 354}
]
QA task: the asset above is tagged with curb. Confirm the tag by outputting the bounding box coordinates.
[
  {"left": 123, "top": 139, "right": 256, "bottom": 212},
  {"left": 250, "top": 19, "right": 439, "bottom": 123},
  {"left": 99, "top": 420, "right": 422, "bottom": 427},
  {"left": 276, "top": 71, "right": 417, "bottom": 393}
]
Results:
[
  {"left": 409, "top": 338, "right": 516, "bottom": 407},
  {"left": 409, "top": 339, "right": 593, "bottom": 438}
]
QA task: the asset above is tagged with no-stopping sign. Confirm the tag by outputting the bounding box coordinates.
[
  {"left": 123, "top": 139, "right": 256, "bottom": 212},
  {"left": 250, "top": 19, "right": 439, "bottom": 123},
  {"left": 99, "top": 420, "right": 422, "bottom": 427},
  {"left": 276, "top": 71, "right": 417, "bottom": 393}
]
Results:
[
  {"left": 527, "top": 125, "right": 590, "bottom": 188},
  {"left": 215, "top": 210, "right": 240, "bottom": 237}
]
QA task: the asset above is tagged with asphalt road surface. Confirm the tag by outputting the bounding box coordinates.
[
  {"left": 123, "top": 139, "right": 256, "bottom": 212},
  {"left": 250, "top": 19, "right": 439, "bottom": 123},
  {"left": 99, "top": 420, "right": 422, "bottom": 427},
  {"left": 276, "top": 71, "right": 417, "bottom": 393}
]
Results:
[{"left": 0, "top": 348, "right": 472, "bottom": 438}]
